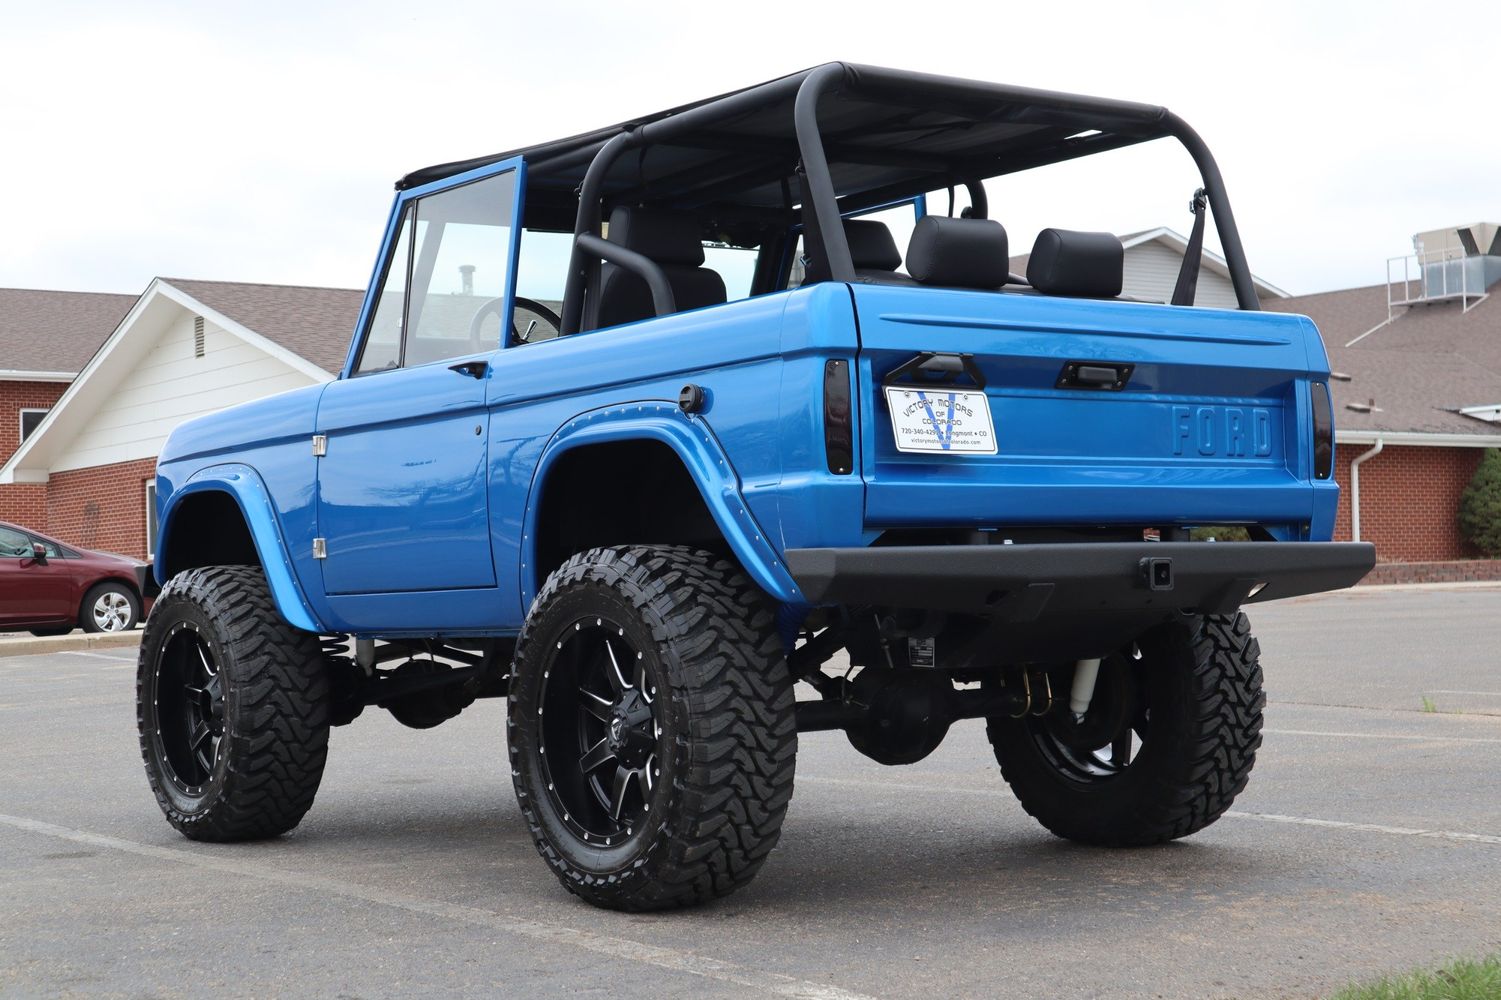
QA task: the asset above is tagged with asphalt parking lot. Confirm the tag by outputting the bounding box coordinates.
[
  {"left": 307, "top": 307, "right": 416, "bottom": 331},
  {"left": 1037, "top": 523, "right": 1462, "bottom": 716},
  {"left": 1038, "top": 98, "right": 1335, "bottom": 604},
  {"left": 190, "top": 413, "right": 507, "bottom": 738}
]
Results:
[{"left": 3, "top": 585, "right": 1499, "bottom": 1000}]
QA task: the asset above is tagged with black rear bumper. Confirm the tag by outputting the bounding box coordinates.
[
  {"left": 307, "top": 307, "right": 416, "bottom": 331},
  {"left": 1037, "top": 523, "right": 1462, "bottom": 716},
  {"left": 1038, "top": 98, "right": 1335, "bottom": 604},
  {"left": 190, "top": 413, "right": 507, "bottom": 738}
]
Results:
[{"left": 785, "top": 541, "right": 1376, "bottom": 619}]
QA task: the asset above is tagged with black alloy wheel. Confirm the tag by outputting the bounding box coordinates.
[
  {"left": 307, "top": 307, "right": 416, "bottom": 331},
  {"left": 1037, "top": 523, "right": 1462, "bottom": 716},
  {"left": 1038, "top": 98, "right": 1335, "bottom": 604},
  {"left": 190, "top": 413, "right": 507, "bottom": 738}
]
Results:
[
  {"left": 987, "top": 612, "right": 1264, "bottom": 847},
  {"left": 539, "top": 615, "right": 662, "bottom": 846},
  {"left": 152, "top": 621, "right": 226, "bottom": 794},
  {"left": 1027, "top": 648, "right": 1147, "bottom": 781},
  {"left": 137, "top": 565, "right": 331, "bottom": 841},
  {"left": 510, "top": 546, "right": 797, "bottom": 911}
]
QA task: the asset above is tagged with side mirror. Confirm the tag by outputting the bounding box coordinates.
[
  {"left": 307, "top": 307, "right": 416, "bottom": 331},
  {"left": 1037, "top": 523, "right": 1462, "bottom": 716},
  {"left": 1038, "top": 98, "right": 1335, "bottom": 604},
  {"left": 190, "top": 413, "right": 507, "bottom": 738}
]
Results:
[{"left": 30, "top": 542, "right": 47, "bottom": 565}]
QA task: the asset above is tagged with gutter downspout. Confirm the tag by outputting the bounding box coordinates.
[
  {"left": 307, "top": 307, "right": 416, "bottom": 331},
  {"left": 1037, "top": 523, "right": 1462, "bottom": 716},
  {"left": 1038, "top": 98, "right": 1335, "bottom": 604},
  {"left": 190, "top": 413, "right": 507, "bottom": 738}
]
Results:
[{"left": 1349, "top": 437, "right": 1384, "bottom": 542}]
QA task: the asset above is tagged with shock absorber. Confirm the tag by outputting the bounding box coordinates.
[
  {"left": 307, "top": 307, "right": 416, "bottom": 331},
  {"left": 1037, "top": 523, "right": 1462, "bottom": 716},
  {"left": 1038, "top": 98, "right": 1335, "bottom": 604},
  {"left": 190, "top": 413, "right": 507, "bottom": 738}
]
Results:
[{"left": 1069, "top": 657, "right": 1103, "bottom": 719}]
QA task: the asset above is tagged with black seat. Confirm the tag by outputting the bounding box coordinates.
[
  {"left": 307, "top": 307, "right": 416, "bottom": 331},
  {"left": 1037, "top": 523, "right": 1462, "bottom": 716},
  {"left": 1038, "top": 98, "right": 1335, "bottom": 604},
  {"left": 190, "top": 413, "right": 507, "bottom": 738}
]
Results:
[
  {"left": 1026, "top": 229, "right": 1124, "bottom": 299},
  {"left": 905, "top": 216, "right": 1010, "bottom": 290},
  {"left": 592, "top": 207, "right": 726, "bottom": 328},
  {"left": 845, "top": 219, "right": 916, "bottom": 285}
]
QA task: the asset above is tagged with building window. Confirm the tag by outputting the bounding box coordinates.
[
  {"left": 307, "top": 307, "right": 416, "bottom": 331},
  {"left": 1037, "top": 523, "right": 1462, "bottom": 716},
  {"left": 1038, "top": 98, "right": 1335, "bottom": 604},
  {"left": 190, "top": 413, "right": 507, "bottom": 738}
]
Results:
[
  {"left": 19, "top": 408, "right": 48, "bottom": 442},
  {"left": 145, "top": 480, "right": 159, "bottom": 558},
  {"left": 193, "top": 316, "right": 206, "bottom": 358}
]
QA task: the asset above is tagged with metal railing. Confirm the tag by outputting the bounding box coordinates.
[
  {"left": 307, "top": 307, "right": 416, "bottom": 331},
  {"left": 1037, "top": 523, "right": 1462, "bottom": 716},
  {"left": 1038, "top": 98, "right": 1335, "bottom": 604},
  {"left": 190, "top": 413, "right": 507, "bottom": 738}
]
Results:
[{"left": 1386, "top": 246, "right": 1489, "bottom": 317}]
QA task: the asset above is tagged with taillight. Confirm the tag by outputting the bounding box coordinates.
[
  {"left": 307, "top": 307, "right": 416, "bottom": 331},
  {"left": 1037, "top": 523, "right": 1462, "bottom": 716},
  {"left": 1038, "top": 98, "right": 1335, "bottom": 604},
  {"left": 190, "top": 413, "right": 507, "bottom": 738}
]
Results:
[
  {"left": 823, "top": 359, "right": 853, "bottom": 475},
  {"left": 1311, "top": 382, "right": 1333, "bottom": 480}
]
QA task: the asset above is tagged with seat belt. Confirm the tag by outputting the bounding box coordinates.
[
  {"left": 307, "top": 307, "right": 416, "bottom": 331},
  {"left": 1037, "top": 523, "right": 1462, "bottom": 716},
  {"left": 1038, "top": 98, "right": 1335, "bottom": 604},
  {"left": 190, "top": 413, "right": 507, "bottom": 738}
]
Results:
[{"left": 1170, "top": 188, "right": 1208, "bottom": 306}]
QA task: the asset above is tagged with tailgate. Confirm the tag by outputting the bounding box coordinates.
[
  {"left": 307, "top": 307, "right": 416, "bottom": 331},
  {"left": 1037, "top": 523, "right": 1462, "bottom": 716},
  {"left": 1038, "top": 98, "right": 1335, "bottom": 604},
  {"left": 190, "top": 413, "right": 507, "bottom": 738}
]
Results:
[{"left": 851, "top": 285, "right": 1326, "bottom": 530}]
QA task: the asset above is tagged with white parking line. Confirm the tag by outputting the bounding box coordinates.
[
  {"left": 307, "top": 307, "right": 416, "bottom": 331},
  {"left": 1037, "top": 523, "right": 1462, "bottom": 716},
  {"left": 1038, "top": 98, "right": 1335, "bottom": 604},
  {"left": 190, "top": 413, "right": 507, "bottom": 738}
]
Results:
[
  {"left": 62, "top": 650, "right": 132, "bottom": 661},
  {"left": 1225, "top": 811, "right": 1501, "bottom": 847},
  {"left": 1264, "top": 727, "right": 1501, "bottom": 745},
  {"left": 797, "top": 775, "right": 1501, "bottom": 848},
  {"left": 1426, "top": 689, "right": 1501, "bottom": 697},
  {"left": 0, "top": 697, "right": 117, "bottom": 711},
  {"left": 0, "top": 812, "right": 874, "bottom": 1000}
]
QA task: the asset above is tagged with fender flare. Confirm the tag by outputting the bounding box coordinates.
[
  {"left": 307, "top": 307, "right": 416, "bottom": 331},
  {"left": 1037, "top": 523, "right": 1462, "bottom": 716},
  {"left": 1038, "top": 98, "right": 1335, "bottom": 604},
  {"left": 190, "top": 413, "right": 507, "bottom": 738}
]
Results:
[
  {"left": 521, "top": 402, "right": 803, "bottom": 610},
  {"left": 155, "top": 464, "right": 325, "bottom": 633}
]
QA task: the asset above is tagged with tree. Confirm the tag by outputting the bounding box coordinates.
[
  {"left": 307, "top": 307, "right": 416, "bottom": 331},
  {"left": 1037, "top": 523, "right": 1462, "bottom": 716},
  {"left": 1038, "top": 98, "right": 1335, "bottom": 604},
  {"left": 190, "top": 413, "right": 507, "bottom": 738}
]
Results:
[{"left": 1458, "top": 449, "right": 1501, "bottom": 557}]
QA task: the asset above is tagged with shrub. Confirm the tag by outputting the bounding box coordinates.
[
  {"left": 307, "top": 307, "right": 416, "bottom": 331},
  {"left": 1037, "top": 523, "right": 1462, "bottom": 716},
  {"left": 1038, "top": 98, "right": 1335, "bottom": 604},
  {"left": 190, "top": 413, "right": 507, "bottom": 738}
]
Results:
[
  {"left": 1188, "top": 526, "right": 1252, "bottom": 542},
  {"left": 1458, "top": 449, "right": 1501, "bottom": 557}
]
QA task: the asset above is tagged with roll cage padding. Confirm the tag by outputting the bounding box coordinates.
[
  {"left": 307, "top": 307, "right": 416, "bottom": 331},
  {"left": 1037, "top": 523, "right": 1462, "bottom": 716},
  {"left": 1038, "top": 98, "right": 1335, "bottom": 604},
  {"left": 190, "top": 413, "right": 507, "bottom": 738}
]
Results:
[{"left": 556, "top": 62, "right": 1261, "bottom": 336}]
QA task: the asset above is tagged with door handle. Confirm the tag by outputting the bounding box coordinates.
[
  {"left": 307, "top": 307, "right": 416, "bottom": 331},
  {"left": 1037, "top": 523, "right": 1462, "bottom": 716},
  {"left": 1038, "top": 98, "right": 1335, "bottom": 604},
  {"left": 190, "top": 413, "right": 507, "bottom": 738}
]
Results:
[{"left": 449, "top": 360, "right": 489, "bottom": 379}]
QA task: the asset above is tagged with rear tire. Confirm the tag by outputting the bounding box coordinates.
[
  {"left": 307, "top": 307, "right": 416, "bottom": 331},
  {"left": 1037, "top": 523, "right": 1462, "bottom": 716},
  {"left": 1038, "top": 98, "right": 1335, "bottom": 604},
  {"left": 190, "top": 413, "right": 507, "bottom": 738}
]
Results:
[
  {"left": 509, "top": 545, "right": 797, "bottom": 911},
  {"left": 136, "top": 565, "right": 330, "bottom": 841},
  {"left": 987, "top": 612, "right": 1263, "bottom": 846}
]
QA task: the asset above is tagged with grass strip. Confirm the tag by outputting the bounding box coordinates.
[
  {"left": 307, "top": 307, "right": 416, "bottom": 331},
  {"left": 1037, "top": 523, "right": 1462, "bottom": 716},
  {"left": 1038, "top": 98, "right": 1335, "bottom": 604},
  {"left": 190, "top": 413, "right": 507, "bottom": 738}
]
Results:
[{"left": 1329, "top": 955, "right": 1501, "bottom": 1000}]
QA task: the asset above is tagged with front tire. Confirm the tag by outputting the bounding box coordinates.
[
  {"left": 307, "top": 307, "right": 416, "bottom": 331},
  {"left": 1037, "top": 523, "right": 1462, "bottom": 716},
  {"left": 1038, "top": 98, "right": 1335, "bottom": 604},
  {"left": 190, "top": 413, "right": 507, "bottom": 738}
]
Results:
[
  {"left": 81, "top": 581, "right": 140, "bottom": 632},
  {"left": 509, "top": 546, "right": 797, "bottom": 911},
  {"left": 987, "top": 612, "right": 1264, "bottom": 846},
  {"left": 137, "top": 565, "right": 330, "bottom": 841}
]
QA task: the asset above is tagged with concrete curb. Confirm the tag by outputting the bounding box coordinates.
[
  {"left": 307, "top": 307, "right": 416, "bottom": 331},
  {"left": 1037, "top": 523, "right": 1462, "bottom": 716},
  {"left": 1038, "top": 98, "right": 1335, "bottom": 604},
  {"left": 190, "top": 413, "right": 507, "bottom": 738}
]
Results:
[
  {"left": 0, "top": 631, "right": 142, "bottom": 659},
  {"left": 1348, "top": 580, "right": 1501, "bottom": 593}
]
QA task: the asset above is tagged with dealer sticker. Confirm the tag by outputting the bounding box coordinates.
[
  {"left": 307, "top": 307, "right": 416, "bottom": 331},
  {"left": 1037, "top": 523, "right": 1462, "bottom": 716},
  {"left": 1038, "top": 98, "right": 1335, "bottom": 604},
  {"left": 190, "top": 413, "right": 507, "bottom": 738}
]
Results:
[{"left": 883, "top": 386, "right": 997, "bottom": 455}]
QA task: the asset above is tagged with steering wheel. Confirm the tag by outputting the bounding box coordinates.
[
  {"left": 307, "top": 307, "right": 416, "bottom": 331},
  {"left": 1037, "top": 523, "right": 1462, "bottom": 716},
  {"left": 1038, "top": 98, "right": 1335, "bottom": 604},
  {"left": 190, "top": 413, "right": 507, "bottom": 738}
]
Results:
[{"left": 468, "top": 296, "right": 564, "bottom": 350}]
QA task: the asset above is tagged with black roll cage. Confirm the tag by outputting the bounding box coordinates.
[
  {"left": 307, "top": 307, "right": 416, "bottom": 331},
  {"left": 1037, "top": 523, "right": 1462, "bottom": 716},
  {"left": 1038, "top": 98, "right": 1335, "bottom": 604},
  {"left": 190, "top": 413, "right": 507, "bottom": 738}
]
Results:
[{"left": 412, "top": 63, "right": 1261, "bottom": 336}]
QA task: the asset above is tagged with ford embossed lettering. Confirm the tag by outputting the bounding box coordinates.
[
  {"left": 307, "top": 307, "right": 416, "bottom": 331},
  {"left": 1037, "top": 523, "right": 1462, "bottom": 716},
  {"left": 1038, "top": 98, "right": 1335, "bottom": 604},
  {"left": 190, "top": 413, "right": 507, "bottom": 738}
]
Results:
[{"left": 1172, "top": 405, "right": 1274, "bottom": 458}]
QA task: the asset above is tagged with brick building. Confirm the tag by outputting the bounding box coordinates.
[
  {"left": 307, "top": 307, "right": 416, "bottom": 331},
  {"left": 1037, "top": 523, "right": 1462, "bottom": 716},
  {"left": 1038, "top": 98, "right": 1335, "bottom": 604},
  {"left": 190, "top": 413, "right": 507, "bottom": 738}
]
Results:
[
  {"left": 1264, "top": 225, "right": 1501, "bottom": 566},
  {"left": 0, "top": 288, "right": 136, "bottom": 530},
  {"left": 0, "top": 279, "right": 358, "bottom": 559}
]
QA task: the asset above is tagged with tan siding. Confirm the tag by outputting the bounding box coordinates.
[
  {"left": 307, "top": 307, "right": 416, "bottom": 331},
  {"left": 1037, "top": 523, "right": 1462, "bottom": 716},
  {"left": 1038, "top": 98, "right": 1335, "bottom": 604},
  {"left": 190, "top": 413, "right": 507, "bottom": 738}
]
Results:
[{"left": 1121, "top": 241, "right": 1240, "bottom": 309}]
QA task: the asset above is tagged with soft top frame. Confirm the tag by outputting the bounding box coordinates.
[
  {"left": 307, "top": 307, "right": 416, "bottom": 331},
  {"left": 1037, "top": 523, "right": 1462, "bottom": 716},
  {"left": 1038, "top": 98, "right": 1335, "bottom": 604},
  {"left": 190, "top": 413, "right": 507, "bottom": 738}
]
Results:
[{"left": 399, "top": 62, "right": 1260, "bottom": 331}]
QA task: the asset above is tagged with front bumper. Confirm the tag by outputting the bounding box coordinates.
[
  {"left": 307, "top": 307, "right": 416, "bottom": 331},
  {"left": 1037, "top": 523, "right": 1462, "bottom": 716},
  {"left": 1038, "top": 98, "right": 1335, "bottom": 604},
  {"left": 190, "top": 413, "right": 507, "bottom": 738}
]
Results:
[{"left": 785, "top": 541, "right": 1376, "bottom": 618}]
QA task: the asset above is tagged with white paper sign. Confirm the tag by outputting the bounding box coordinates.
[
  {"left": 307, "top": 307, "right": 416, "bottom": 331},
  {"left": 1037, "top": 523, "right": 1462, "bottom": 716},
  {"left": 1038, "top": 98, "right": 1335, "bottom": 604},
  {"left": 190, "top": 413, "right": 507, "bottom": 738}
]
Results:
[{"left": 883, "top": 386, "right": 997, "bottom": 455}]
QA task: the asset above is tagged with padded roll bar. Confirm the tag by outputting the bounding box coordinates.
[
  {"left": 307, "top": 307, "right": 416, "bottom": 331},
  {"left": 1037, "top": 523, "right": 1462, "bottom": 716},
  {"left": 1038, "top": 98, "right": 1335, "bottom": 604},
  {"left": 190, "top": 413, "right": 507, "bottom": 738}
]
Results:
[{"left": 559, "top": 61, "right": 1262, "bottom": 335}]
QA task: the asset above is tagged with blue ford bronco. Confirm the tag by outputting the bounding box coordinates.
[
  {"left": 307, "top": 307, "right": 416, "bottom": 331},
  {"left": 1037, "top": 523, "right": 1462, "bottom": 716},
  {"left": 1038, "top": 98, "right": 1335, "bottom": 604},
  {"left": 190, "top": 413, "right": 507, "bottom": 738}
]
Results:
[{"left": 137, "top": 63, "right": 1375, "bottom": 910}]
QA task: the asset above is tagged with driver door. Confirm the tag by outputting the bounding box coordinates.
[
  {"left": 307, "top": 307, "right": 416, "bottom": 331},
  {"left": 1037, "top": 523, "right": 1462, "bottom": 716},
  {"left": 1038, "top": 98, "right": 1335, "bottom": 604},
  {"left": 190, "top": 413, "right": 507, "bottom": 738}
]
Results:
[
  {"left": 0, "top": 526, "right": 74, "bottom": 626},
  {"left": 315, "top": 159, "right": 523, "bottom": 613}
]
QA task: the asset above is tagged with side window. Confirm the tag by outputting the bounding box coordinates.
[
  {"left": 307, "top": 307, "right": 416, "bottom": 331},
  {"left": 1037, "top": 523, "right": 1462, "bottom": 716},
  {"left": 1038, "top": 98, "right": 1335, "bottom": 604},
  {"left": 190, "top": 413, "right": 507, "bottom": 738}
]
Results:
[
  {"left": 511, "top": 228, "right": 574, "bottom": 345},
  {"left": 703, "top": 244, "right": 758, "bottom": 301},
  {"left": 0, "top": 526, "right": 31, "bottom": 557},
  {"left": 355, "top": 205, "right": 412, "bottom": 374},
  {"left": 354, "top": 168, "right": 518, "bottom": 373},
  {"left": 19, "top": 408, "right": 48, "bottom": 442},
  {"left": 405, "top": 171, "right": 517, "bottom": 367}
]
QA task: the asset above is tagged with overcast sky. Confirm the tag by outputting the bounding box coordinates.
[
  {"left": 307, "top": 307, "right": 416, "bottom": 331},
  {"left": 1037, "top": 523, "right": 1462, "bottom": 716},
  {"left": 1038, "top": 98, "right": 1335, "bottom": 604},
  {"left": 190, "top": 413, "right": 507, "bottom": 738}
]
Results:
[{"left": 2, "top": 0, "right": 1498, "bottom": 300}]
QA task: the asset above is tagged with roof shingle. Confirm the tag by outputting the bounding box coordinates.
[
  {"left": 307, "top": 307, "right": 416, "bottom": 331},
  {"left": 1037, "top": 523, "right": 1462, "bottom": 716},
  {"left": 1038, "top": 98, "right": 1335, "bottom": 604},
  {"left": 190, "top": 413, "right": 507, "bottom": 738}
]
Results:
[
  {"left": 1267, "top": 281, "right": 1501, "bottom": 436},
  {"left": 167, "top": 279, "right": 364, "bottom": 375},
  {"left": 0, "top": 287, "right": 135, "bottom": 374}
]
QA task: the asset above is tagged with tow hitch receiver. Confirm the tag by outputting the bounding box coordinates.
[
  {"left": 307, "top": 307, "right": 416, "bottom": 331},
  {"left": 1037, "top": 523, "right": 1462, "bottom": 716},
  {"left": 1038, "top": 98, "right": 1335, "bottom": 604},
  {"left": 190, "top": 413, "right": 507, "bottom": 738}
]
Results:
[{"left": 1141, "top": 557, "right": 1174, "bottom": 591}]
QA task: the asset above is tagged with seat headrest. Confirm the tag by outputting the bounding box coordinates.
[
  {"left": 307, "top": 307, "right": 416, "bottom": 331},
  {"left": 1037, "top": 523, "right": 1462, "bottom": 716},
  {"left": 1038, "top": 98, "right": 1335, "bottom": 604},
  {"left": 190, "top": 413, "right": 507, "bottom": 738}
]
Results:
[
  {"left": 607, "top": 206, "right": 705, "bottom": 267},
  {"left": 844, "top": 219, "right": 903, "bottom": 272},
  {"left": 906, "top": 216, "right": 1009, "bottom": 290},
  {"left": 1026, "top": 229, "right": 1123, "bottom": 298}
]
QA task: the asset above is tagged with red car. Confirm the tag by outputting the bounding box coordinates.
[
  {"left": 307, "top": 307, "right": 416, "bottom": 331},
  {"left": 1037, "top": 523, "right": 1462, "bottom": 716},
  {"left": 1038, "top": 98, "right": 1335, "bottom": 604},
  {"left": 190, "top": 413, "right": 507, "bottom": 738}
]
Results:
[{"left": 0, "top": 521, "right": 154, "bottom": 635}]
